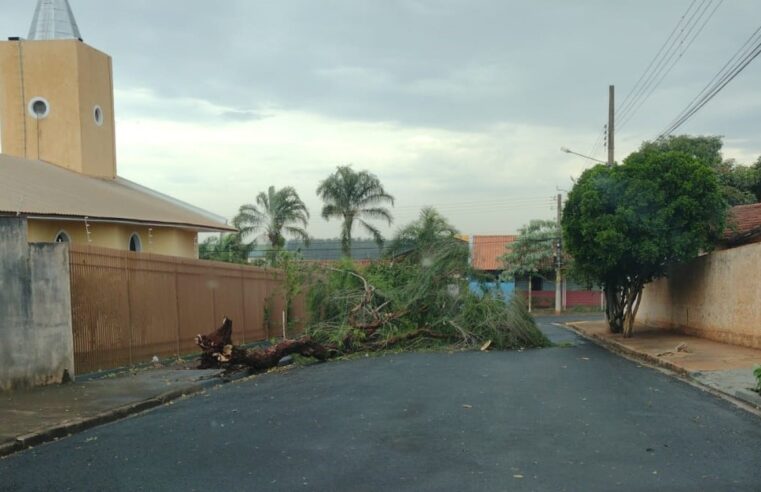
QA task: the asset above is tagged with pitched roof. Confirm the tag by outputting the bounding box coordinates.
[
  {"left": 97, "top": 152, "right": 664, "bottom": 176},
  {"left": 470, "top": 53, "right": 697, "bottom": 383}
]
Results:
[
  {"left": 0, "top": 154, "right": 234, "bottom": 232},
  {"left": 471, "top": 235, "right": 517, "bottom": 271},
  {"left": 724, "top": 202, "right": 761, "bottom": 245},
  {"left": 28, "top": 0, "right": 82, "bottom": 41}
]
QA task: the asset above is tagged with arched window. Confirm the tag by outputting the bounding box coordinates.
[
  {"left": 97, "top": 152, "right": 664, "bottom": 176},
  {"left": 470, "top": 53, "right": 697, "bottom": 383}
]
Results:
[
  {"left": 54, "top": 230, "right": 70, "bottom": 243},
  {"left": 129, "top": 233, "right": 142, "bottom": 252}
]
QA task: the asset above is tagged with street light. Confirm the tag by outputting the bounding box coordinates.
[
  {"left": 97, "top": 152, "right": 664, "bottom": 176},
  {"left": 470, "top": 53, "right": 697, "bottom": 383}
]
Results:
[{"left": 560, "top": 147, "right": 606, "bottom": 164}]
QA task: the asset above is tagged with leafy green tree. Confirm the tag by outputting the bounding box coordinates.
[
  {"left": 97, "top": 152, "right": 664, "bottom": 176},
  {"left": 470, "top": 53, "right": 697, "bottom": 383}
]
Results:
[
  {"left": 499, "top": 219, "right": 558, "bottom": 311},
  {"left": 752, "top": 156, "right": 761, "bottom": 202},
  {"left": 316, "top": 166, "right": 394, "bottom": 256},
  {"left": 199, "top": 233, "right": 254, "bottom": 264},
  {"left": 233, "top": 186, "right": 310, "bottom": 262},
  {"left": 563, "top": 146, "right": 726, "bottom": 337},
  {"left": 641, "top": 135, "right": 759, "bottom": 205},
  {"left": 500, "top": 219, "right": 557, "bottom": 280}
]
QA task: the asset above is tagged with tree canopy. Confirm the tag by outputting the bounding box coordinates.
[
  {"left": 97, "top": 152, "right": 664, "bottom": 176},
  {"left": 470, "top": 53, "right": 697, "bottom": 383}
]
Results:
[
  {"left": 385, "top": 207, "right": 462, "bottom": 264},
  {"left": 500, "top": 219, "right": 558, "bottom": 280},
  {"left": 640, "top": 135, "right": 760, "bottom": 205},
  {"left": 316, "top": 166, "right": 394, "bottom": 256},
  {"left": 562, "top": 144, "right": 726, "bottom": 336}
]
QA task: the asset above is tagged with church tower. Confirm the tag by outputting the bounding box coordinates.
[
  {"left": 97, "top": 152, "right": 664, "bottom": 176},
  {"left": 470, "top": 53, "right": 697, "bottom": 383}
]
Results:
[{"left": 0, "top": 0, "right": 116, "bottom": 178}]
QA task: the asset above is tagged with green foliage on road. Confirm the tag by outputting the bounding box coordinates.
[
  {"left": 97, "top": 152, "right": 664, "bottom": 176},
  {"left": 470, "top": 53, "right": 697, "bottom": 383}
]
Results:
[
  {"left": 563, "top": 142, "right": 726, "bottom": 337},
  {"left": 754, "top": 366, "right": 761, "bottom": 393},
  {"left": 306, "top": 208, "right": 550, "bottom": 351}
]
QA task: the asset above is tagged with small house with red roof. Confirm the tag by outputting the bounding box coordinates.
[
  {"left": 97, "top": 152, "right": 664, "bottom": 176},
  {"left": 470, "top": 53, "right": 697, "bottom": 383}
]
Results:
[{"left": 469, "top": 234, "right": 602, "bottom": 310}]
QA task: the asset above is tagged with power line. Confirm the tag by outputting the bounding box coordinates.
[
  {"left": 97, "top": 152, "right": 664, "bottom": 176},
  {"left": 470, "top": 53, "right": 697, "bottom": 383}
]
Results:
[
  {"left": 617, "top": 0, "right": 699, "bottom": 120},
  {"left": 390, "top": 196, "right": 555, "bottom": 211},
  {"left": 205, "top": 236, "right": 562, "bottom": 253},
  {"left": 618, "top": 0, "right": 722, "bottom": 130},
  {"left": 588, "top": 124, "right": 606, "bottom": 160},
  {"left": 657, "top": 23, "right": 761, "bottom": 138}
]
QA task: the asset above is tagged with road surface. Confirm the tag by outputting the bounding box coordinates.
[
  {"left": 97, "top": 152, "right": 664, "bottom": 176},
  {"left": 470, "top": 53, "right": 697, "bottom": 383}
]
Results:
[{"left": 1, "top": 314, "right": 759, "bottom": 491}]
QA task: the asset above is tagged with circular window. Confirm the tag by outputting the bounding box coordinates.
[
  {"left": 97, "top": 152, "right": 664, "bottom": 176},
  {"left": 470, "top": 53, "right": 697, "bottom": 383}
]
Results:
[
  {"left": 93, "top": 105, "right": 104, "bottom": 126},
  {"left": 28, "top": 97, "right": 50, "bottom": 119},
  {"left": 54, "top": 230, "right": 70, "bottom": 243},
  {"left": 129, "top": 233, "right": 142, "bottom": 252}
]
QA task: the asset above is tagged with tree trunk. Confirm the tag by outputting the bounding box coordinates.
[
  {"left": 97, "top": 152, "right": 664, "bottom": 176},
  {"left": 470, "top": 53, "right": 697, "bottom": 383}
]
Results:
[
  {"left": 528, "top": 276, "right": 533, "bottom": 313},
  {"left": 621, "top": 283, "right": 643, "bottom": 338},
  {"left": 195, "top": 317, "right": 337, "bottom": 371},
  {"left": 604, "top": 286, "right": 624, "bottom": 334},
  {"left": 342, "top": 216, "right": 354, "bottom": 257}
]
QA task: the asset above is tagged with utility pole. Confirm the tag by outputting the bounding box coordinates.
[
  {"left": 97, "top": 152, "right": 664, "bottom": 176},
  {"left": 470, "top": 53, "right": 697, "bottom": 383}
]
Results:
[
  {"left": 555, "top": 193, "right": 562, "bottom": 314},
  {"left": 607, "top": 85, "right": 615, "bottom": 166}
]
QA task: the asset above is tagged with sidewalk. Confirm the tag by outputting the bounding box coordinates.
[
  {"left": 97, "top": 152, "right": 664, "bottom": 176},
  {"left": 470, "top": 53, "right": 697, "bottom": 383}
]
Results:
[
  {"left": 568, "top": 320, "right": 761, "bottom": 411},
  {"left": 0, "top": 367, "right": 226, "bottom": 458}
]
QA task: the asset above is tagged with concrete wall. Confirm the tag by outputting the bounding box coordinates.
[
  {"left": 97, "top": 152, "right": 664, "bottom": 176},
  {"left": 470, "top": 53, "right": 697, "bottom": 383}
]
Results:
[
  {"left": 27, "top": 219, "right": 199, "bottom": 258},
  {"left": 639, "top": 242, "right": 761, "bottom": 349},
  {"left": 0, "top": 218, "right": 74, "bottom": 390}
]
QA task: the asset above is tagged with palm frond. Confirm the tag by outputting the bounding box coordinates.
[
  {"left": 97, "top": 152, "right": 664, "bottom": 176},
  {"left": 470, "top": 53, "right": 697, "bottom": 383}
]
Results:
[
  {"left": 360, "top": 219, "right": 384, "bottom": 248},
  {"left": 284, "top": 226, "right": 311, "bottom": 246}
]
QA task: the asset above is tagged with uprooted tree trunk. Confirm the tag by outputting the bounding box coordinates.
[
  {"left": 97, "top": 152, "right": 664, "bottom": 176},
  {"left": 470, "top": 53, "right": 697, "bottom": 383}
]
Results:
[
  {"left": 195, "top": 317, "right": 337, "bottom": 371},
  {"left": 195, "top": 270, "right": 416, "bottom": 371},
  {"left": 604, "top": 278, "right": 644, "bottom": 338}
]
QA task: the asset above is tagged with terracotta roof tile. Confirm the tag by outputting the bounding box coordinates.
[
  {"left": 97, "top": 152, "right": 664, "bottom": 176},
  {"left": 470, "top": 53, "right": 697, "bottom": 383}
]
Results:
[
  {"left": 724, "top": 203, "right": 761, "bottom": 243},
  {"left": 471, "top": 235, "right": 517, "bottom": 271}
]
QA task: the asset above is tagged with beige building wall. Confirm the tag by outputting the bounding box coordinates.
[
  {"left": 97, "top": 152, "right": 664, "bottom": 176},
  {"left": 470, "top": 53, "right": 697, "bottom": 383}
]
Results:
[
  {"left": 0, "top": 39, "right": 116, "bottom": 178},
  {"left": 27, "top": 219, "right": 199, "bottom": 259},
  {"left": 638, "top": 242, "right": 761, "bottom": 349}
]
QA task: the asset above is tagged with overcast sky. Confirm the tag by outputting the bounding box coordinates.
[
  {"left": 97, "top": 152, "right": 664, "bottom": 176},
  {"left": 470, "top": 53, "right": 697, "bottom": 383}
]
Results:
[{"left": 2, "top": 0, "right": 761, "bottom": 238}]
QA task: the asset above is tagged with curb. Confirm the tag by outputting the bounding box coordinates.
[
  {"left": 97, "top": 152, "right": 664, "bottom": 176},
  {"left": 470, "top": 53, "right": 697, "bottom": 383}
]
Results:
[
  {"left": 566, "top": 323, "right": 692, "bottom": 377},
  {"left": 0, "top": 379, "right": 218, "bottom": 459},
  {"left": 565, "top": 322, "right": 761, "bottom": 415}
]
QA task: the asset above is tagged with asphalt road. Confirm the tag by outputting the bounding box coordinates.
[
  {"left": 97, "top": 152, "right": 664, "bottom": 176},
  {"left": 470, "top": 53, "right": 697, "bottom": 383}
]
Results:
[{"left": 2, "top": 315, "right": 760, "bottom": 491}]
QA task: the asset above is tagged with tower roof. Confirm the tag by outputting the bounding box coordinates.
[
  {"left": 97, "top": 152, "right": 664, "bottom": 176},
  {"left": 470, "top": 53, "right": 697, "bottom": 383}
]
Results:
[{"left": 28, "top": 0, "right": 82, "bottom": 41}]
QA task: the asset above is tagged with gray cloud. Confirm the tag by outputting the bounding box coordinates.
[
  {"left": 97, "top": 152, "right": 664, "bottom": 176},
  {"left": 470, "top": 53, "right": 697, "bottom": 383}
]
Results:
[
  {"left": 219, "top": 110, "right": 268, "bottom": 122},
  {"left": 3, "top": 0, "right": 761, "bottom": 236},
  {"left": 4, "top": 0, "right": 761, "bottom": 142}
]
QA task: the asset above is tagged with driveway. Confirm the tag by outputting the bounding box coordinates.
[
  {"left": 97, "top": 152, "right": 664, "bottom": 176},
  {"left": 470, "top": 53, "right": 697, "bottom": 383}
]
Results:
[{"left": 1, "top": 315, "right": 760, "bottom": 491}]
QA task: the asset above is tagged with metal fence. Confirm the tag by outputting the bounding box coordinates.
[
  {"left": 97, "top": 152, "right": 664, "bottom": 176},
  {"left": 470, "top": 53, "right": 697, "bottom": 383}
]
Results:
[{"left": 69, "top": 244, "right": 305, "bottom": 374}]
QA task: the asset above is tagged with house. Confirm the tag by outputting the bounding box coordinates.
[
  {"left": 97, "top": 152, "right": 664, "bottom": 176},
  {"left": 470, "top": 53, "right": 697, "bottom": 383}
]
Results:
[
  {"left": 722, "top": 202, "right": 761, "bottom": 246},
  {"left": 0, "top": 0, "right": 234, "bottom": 258},
  {"left": 469, "top": 234, "right": 602, "bottom": 309},
  {"left": 470, "top": 235, "right": 518, "bottom": 276},
  {"left": 638, "top": 202, "right": 761, "bottom": 349}
]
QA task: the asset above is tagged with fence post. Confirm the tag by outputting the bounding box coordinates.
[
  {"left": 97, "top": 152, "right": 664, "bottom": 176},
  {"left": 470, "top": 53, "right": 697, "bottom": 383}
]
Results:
[
  {"left": 240, "top": 270, "right": 247, "bottom": 344},
  {"left": 174, "top": 259, "right": 182, "bottom": 358},
  {"left": 124, "top": 255, "right": 133, "bottom": 367}
]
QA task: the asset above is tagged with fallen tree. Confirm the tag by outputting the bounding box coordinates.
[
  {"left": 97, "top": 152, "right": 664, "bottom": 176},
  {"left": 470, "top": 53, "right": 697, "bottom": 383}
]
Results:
[
  {"left": 196, "top": 209, "right": 551, "bottom": 373},
  {"left": 195, "top": 317, "right": 336, "bottom": 370}
]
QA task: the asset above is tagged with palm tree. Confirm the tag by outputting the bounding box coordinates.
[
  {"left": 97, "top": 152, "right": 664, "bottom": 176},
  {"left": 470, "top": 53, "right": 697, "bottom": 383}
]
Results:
[
  {"left": 316, "top": 166, "right": 394, "bottom": 256},
  {"left": 233, "top": 186, "right": 310, "bottom": 259},
  {"left": 385, "top": 207, "right": 460, "bottom": 262}
]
